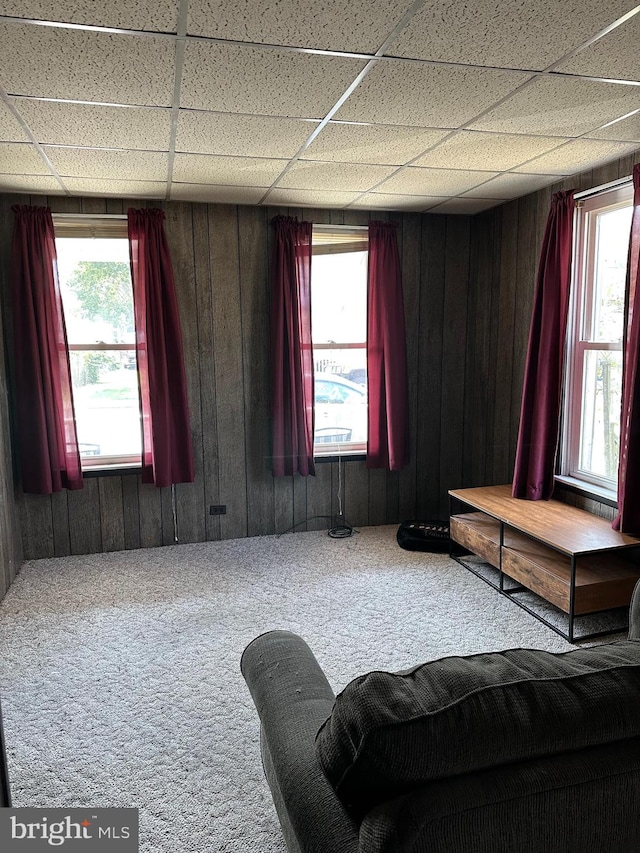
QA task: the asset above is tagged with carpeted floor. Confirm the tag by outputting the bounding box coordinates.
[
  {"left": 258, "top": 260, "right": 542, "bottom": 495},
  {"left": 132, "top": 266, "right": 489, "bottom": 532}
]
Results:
[{"left": 0, "top": 525, "right": 584, "bottom": 851}]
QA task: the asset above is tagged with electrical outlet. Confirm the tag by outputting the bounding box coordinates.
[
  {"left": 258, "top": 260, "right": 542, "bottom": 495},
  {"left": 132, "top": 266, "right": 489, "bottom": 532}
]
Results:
[{"left": 209, "top": 505, "right": 227, "bottom": 515}]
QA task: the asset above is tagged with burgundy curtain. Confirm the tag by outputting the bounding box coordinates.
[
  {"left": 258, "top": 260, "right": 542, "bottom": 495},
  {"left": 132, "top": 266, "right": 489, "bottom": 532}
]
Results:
[
  {"left": 270, "top": 216, "right": 315, "bottom": 477},
  {"left": 11, "top": 205, "right": 82, "bottom": 494},
  {"left": 512, "top": 190, "right": 575, "bottom": 500},
  {"left": 366, "top": 220, "right": 409, "bottom": 470},
  {"left": 128, "top": 208, "right": 194, "bottom": 487},
  {"left": 614, "top": 165, "right": 640, "bottom": 534}
]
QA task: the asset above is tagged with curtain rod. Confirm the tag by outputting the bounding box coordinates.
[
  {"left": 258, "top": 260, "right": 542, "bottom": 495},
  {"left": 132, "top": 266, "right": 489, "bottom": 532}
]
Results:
[{"left": 573, "top": 175, "right": 632, "bottom": 201}]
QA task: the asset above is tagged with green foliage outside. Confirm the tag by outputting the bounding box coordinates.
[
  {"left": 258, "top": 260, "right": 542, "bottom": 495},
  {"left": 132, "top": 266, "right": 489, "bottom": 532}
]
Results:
[
  {"left": 82, "top": 352, "right": 119, "bottom": 385},
  {"left": 67, "top": 261, "right": 134, "bottom": 340}
]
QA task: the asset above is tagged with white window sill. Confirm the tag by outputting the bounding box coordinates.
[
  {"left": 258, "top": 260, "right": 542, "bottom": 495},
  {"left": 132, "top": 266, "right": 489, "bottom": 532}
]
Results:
[{"left": 554, "top": 475, "right": 618, "bottom": 508}]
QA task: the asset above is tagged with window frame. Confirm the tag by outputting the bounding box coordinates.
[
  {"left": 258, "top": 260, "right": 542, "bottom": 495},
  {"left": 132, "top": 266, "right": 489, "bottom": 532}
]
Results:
[
  {"left": 311, "top": 224, "right": 368, "bottom": 459},
  {"left": 53, "top": 214, "right": 142, "bottom": 473},
  {"left": 559, "top": 182, "right": 632, "bottom": 497}
]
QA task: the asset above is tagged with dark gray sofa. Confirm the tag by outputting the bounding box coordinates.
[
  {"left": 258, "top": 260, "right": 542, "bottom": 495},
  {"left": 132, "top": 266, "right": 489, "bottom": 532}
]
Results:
[{"left": 241, "top": 580, "right": 640, "bottom": 853}]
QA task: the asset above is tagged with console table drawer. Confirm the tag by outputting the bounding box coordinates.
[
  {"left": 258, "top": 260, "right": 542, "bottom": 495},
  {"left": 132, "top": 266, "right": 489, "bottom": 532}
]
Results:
[
  {"left": 502, "top": 542, "right": 640, "bottom": 615},
  {"left": 450, "top": 512, "right": 501, "bottom": 568}
]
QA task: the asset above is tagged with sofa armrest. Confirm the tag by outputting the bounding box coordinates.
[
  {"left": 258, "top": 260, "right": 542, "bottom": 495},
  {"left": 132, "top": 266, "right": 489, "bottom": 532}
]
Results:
[
  {"left": 630, "top": 579, "right": 640, "bottom": 640},
  {"left": 241, "top": 631, "right": 359, "bottom": 853}
]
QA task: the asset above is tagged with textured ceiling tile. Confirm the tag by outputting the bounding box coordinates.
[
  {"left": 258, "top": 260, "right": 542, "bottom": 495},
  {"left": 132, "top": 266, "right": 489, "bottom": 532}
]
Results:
[
  {"left": 46, "top": 148, "right": 168, "bottom": 180},
  {"left": 463, "top": 172, "right": 558, "bottom": 199},
  {"left": 350, "top": 192, "right": 447, "bottom": 211},
  {"left": 512, "top": 138, "right": 639, "bottom": 175},
  {"left": 302, "top": 123, "right": 451, "bottom": 165},
  {"left": 412, "top": 130, "right": 567, "bottom": 171},
  {"left": 187, "top": 0, "right": 413, "bottom": 53},
  {"left": 170, "top": 184, "right": 267, "bottom": 203},
  {"left": 376, "top": 166, "right": 497, "bottom": 196},
  {"left": 13, "top": 100, "right": 172, "bottom": 150},
  {"left": 266, "top": 188, "right": 360, "bottom": 207},
  {"left": 0, "top": 103, "right": 29, "bottom": 143},
  {"left": 587, "top": 112, "right": 640, "bottom": 142},
  {"left": 0, "top": 142, "right": 50, "bottom": 174},
  {"left": 278, "top": 161, "right": 396, "bottom": 191},
  {"left": 62, "top": 178, "right": 165, "bottom": 197},
  {"left": 557, "top": 15, "right": 640, "bottom": 82},
  {"left": 0, "top": 24, "right": 175, "bottom": 106},
  {"left": 428, "top": 197, "right": 504, "bottom": 214},
  {"left": 175, "top": 111, "right": 317, "bottom": 158},
  {"left": 335, "top": 62, "right": 531, "bottom": 128},
  {"left": 0, "top": 174, "right": 62, "bottom": 193},
  {"left": 392, "top": 0, "right": 634, "bottom": 70},
  {"left": 469, "top": 77, "right": 640, "bottom": 137},
  {"left": 173, "top": 154, "right": 286, "bottom": 186},
  {"left": 181, "top": 42, "right": 366, "bottom": 117},
  {"left": 0, "top": 1, "right": 179, "bottom": 31}
]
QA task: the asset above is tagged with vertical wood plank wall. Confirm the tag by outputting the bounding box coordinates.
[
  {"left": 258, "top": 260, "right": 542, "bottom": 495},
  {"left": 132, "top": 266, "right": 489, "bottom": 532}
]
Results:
[
  {"left": 0, "top": 198, "right": 23, "bottom": 596},
  {"left": 1, "top": 144, "right": 638, "bottom": 564},
  {"left": 0, "top": 194, "right": 474, "bottom": 560}
]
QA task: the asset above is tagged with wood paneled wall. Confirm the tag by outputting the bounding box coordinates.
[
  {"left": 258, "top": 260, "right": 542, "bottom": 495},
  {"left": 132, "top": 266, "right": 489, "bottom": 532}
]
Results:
[
  {"left": 0, "top": 200, "right": 24, "bottom": 596},
  {"left": 0, "top": 194, "right": 474, "bottom": 560},
  {"left": 3, "top": 145, "right": 638, "bottom": 565}
]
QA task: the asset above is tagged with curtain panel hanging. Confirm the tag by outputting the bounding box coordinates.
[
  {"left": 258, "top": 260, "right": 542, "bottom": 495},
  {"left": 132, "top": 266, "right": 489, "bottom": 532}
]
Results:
[
  {"left": 366, "top": 220, "right": 409, "bottom": 470},
  {"left": 614, "top": 164, "right": 640, "bottom": 535},
  {"left": 512, "top": 190, "right": 576, "bottom": 500},
  {"left": 270, "top": 216, "right": 315, "bottom": 477},
  {"left": 127, "top": 208, "right": 194, "bottom": 487},
  {"left": 11, "top": 205, "right": 83, "bottom": 494}
]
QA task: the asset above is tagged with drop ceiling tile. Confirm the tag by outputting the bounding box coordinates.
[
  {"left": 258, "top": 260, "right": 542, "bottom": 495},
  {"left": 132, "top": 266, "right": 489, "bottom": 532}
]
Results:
[
  {"left": 0, "top": 24, "right": 175, "bottom": 106},
  {"left": 173, "top": 154, "right": 286, "bottom": 186},
  {"left": 0, "top": 1, "right": 179, "bottom": 31},
  {"left": 187, "top": 0, "right": 413, "bottom": 53},
  {"left": 512, "top": 138, "right": 639, "bottom": 175},
  {"left": 45, "top": 148, "right": 168, "bottom": 180},
  {"left": 469, "top": 77, "right": 640, "bottom": 137},
  {"left": 463, "top": 172, "right": 558, "bottom": 199},
  {"left": 428, "top": 197, "right": 504, "bottom": 214},
  {"left": 176, "top": 111, "right": 317, "bottom": 158},
  {"left": 392, "top": 0, "right": 634, "bottom": 70},
  {"left": 0, "top": 142, "right": 50, "bottom": 174},
  {"left": 0, "top": 174, "right": 62, "bottom": 194},
  {"left": 266, "top": 188, "right": 360, "bottom": 207},
  {"left": 278, "top": 161, "right": 397, "bottom": 192},
  {"left": 587, "top": 112, "right": 640, "bottom": 142},
  {"left": 181, "top": 42, "right": 366, "bottom": 117},
  {"left": 412, "top": 130, "right": 566, "bottom": 171},
  {"left": 0, "top": 103, "right": 29, "bottom": 143},
  {"left": 335, "top": 62, "right": 531, "bottom": 128},
  {"left": 170, "top": 184, "right": 267, "bottom": 204},
  {"left": 13, "top": 100, "right": 172, "bottom": 150},
  {"left": 302, "top": 123, "right": 451, "bottom": 165},
  {"left": 350, "top": 192, "right": 447, "bottom": 211},
  {"left": 62, "top": 178, "right": 165, "bottom": 197},
  {"left": 376, "top": 166, "right": 498, "bottom": 197},
  {"left": 557, "top": 15, "right": 640, "bottom": 82}
]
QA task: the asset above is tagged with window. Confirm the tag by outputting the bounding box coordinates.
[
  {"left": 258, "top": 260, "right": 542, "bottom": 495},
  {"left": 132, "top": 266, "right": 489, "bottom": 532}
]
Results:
[
  {"left": 311, "top": 225, "right": 368, "bottom": 457},
  {"left": 561, "top": 184, "right": 633, "bottom": 494},
  {"left": 53, "top": 215, "right": 142, "bottom": 470}
]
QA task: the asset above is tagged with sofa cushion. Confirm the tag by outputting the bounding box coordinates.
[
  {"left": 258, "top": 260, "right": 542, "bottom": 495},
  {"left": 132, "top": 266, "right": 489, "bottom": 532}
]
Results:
[{"left": 315, "top": 640, "right": 640, "bottom": 818}]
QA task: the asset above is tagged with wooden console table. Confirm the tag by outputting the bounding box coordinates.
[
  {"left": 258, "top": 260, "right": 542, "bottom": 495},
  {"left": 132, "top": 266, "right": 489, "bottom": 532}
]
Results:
[{"left": 449, "top": 484, "right": 640, "bottom": 642}]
